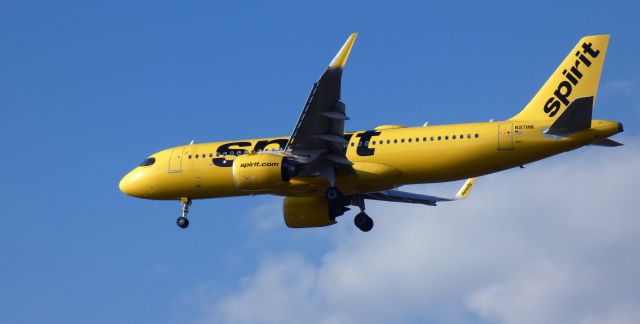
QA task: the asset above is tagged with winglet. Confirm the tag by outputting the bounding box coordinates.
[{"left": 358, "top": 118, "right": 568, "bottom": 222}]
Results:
[
  {"left": 454, "top": 178, "right": 475, "bottom": 200},
  {"left": 329, "top": 33, "right": 357, "bottom": 69}
]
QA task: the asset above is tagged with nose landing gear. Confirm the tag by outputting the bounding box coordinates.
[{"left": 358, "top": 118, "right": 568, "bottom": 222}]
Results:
[{"left": 176, "top": 198, "right": 191, "bottom": 229}]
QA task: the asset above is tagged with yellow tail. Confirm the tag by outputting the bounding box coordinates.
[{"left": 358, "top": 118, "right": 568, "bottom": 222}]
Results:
[{"left": 510, "top": 35, "right": 609, "bottom": 121}]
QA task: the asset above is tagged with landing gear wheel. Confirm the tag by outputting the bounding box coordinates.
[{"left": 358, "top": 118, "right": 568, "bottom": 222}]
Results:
[
  {"left": 177, "top": 198, "right": 192, "bottom": 229},
  {"left": 324, "top": 187, "right": 343, "bottom": 202},
  {"left": 354, "top": 212, "right": 373, "bottom": 232},
  {"left": 176, "top": 216, "right": 190, "bottom": 229}
]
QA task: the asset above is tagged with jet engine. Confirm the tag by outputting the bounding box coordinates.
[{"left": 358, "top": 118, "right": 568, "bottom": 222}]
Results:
[
  {"left": 283, "top": 196, "right": 337, "bottom": 228},
  {"left": 232, "top": 153, "right": 297, "bottom": 191}
]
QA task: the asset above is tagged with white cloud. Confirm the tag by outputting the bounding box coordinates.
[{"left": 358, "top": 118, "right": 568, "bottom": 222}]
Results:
[
  {"left": 205, "top": 253, "right": 322, "bottom": 323},
  {"left": 602, "top": 79, "right": 635, "bottom": 96},
  {"left": 195, "top": 138, "right": 640, "bottom": 324},
  {"left": 242, "top": 198, "right": 282, "bottom": 231}
]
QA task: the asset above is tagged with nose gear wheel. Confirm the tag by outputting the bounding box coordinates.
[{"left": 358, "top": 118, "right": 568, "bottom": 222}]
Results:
[{"left": 177, "top": 198, "right": 191, "bottom": 229}]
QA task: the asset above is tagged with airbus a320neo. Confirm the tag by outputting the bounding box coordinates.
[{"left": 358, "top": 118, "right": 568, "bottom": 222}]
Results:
[{"left": 120, "top": 33, "right": 622, "bottom": 232}]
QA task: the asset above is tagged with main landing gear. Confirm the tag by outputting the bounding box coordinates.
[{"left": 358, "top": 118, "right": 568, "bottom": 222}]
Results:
[
  {"left": 354, "top": 212, "right": 373, "bottom": 232},
  {"left": 350, "top": 194, "right": 373, "bottom": 232},
  {"left": 176, "top": 198, "right": 191, "bottom": 229},
  {"left": 325, "top": 187, "right": 374, "bottom": 232}
]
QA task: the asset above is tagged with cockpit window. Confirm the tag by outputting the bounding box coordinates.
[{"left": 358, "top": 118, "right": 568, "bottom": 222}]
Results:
[{"left": 140, "top": 157, "right": 156, "bottom": 166}]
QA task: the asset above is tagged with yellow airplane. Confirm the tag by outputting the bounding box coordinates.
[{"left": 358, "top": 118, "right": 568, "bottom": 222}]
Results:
[{"left": 119, "top": 33, "right": 623, "bottom": 232}]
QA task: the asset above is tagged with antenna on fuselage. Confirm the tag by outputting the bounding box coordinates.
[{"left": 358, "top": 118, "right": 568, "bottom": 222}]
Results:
[
  {"left": 423, "top": 121, "right": 429, "bottom": 126},
  {"left": 189, "top": 140, "right": 194, "bottom": 145}
]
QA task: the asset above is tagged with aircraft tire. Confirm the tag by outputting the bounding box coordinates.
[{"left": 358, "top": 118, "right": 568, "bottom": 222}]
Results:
[
  {"left": 354, "top": 212, "right": 373, "bottom": 232},
  {"left": 324, "top": 187, "right": 343, "bottom": 202},
  {"left": 176, "top": 217, "right": 190, "bottom": 229}
]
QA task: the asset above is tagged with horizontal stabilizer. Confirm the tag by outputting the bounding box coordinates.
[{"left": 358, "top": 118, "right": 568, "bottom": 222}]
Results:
[
  {"left": 591, "top": 138, "right": 623, "bottom": 147},
  {"left": 364, "top": 178, "right": 475, "bottom": 206},
  {"left": 546, "top": 96, "right": 593, "bottom": 135}
]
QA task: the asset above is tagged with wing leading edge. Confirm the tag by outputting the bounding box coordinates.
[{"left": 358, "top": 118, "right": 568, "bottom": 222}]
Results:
[{"left": 364, "top": 178, "right": 476, "bottom": 206}]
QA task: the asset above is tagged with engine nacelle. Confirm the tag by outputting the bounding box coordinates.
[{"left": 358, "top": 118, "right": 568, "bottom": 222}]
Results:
[
  {"left": 232, "top": 153, "right": 296, "bottom": 191},
  {"left": 283, "top": 196, "right": 337, "bottom": 228}
]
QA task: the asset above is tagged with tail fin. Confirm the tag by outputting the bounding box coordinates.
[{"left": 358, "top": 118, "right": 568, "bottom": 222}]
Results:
[{"left": 510, "top": 35, "right": 609, "bottom": 121}]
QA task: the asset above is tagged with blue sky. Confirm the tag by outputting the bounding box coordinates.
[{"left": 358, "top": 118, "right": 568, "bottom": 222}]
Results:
[{"left": 1, "top": 1, "right": 639, "bottom": 323}]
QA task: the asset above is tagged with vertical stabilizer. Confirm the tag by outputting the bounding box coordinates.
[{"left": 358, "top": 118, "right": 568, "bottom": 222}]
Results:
[{"left": 510, "top": 35, "right": 609, "bottom": 121}]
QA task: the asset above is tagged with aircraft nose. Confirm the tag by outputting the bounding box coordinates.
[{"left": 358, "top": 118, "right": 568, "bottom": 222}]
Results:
[
  {"left": 119, "top": 170, "right": 146, "bottom": 198},
  {"left": 119, "top": 171, "right": 134, "bottom": 195}
]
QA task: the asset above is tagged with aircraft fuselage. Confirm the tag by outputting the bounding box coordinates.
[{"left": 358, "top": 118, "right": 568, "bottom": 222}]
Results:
[{"left": 119, "top": 119, "right": 621, "bottom": 200}]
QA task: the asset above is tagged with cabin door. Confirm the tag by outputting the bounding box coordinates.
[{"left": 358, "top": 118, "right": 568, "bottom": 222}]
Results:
[
  {"left": 498, "top": 123, "right": 514, "bottom": 150},
  {"left": 168, "top": 147, "right": 185, "bottom": 172}
]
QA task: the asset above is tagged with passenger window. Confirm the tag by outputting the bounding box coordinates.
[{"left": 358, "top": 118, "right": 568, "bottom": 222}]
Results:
[
  {"left": 422, "top": 137, "right": 426, "bottom": 142},
  {"left": 445, "top": 136, "right": 449, "bottom": 140},
  {"left": 351, "top": 142, "right": 354, "bottom": 147},
  {"left": 372, "top": 140, "right": 376, "bottom": 145},
  {"left": 139, "top": 157, "right": 156, "bottom": 166},
  {"left": 460, "top": 134, "right": 464, "bottom": 139},
  {"left": 438, "top": 136, "right": 441, "bottom": 140},
  {"left": 453, "top": 135, "right": 456, "bottom": 140},
  {"left": 394, "top": 139, "right": 398, "bottom": 144},
  {"left": 475, "top": 134, "right": 479, "bottom": 138},
  {"left": 467, "top": 134, "right": 471, "bottom": 138},
  {"left": 430, "top": 137, "right": 434, "bottom": 141},
  {"left": 365, "top": 141, "right": 369, "bottom": 146},
  {"left": 188, "top": 155, "right": 192, "bottom": 159},
  {"left": 358, "top": 142, "right": 362, "bottom": 147},
  {"left": 401, "top": 139, "right": 405, "bottom": 143},
  {"left": 387, "top": 140, "right": 391, "bottom": 144},
  {"left": 408, "top": 138, "right": 412, "bottom": 143}
]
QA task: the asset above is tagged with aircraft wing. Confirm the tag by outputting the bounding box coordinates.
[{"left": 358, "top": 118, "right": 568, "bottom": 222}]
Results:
[
  {"left": 363, "top": 178, "right": 476, "bottom": 206},
  {"left": 285, "top": 33, "right": 357, "bottom": 176}
]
